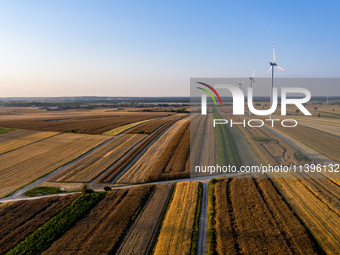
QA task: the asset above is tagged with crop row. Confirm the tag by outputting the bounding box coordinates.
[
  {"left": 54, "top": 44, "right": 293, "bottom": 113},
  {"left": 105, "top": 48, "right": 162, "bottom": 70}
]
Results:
[{"left": 7, "top": 192, "right": 104, "bottom": 255}]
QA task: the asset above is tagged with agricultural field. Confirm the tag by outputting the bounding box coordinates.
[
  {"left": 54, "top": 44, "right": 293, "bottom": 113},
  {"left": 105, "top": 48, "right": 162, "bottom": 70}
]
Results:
[
  {"left": 190, "top": 114, "right": 207, "bottom": 168},
  {"left": 208, "top": 177, "right": 320, "bottom": 254},
  {"left": 220, "top": 111, "right": 306, "bottom": 166},
  {"left": 43, "top": 185, "right": 153, "bottom": 254},
  {"left": 0, "top": 129, "right": 38, "bottom": 144},
  {"left": 117, "top": 183, "right": 175, "bottom": 255},
  {"left": 48, "top": 134, "right": 147, "bottom": 183},
  {"left": 0, "top": 194, "right": 78, "bottom": 254},
  {"left": 296, "top": 172, "right": 340, "bottom": 216},
  {"left": 0, "top": 127, "right": 17, "bottom": 135},
  {"left": 153, "top": 181, "right": 201, "bottom": 255},
  {"left": 274, "top": 123, "right": 340, "bottom": 161},
  {"left": 213, "top": 109, "right": 241, "bottom": 168},
  {"left": 0, "top": 131, "right": 59, "bottom": 155},
  {"left": 117, "top": 117, "right": 189, "bottom": 183},
  {"left": 126, "top": 114, "right": 185, "bottom": 134},
  {"left": 0, "top": 112, "right": 173, "bottom": 134},
  {"left": 271, "top": 173, "right": 340, "bottom": 254},
  {"left": 98, "top": 116, "right": 184, "bottom": 183},
  {"left": 0, "top": 133, "right": 109, "bottom": 198},
  {"left": 145, "top": 120, "right": 190, "bottom": 182},
  {"left": 102, "top": 119, "right": 154, "bottom": 136}
]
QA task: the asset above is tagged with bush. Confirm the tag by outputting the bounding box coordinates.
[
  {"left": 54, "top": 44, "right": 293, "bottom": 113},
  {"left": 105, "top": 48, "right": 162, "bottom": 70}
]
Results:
[
  {"left": 104, "top": 186, "right": 111, "bottom": 192},
  {"left": 251, "top": 137, "right": 270, "bottom": 143},
  {"left": 82, "top": 184, "right": 94, "bottom": 194},
  {"left": 24, "top": 186, "right": 63, "bottom": 197},
  {"left": 294, "top": 149, "right": 311, "bottom": 162},
  {"left": 137, "top": 131, "right": 146, "bottom": 134}
]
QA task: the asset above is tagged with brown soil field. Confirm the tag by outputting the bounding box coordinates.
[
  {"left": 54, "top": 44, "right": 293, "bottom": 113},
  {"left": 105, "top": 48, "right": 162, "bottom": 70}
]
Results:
[
  {"left": 0, "top": 133, "right": 109, "bottom": 198},
  {"left": 213, "top": 178, "right": 319, "bottom": 254},
  {"left": 0, "top": 112, "right": 173, "bottom": 134},
  {"left": 0, "top": 129, "right": 39, "bottom": 144},
  {"left": 153, "top": 181, "right": 199, "bottom": 255},
  {"left": 271, "top": 173, "right": 340, "bottom": 254},
  {"left": 117, "top": 118, "right": 189, "bottom": 183},
  {"left": 0, "top": 194, "right": 78, "bottom": 254},
  {"left": 274, "top": 124, "right": 340, "bottom": 161},
  {"left": 0, "top": 131, "right": 59, "bottom": 155},
  {"left": 126, "top": 114, "right": 184, "bottom": 134},
  {"left": 117, "top": 183, "right": 175, "bottom": 255},
  {"left": 48, "top": 134, "right": 147, "bottom": 183},
  {"left": 222, "top": 113, "right": 304, "bottom": 166},
  {"left": 43, "top": 185, "right": 153, "bottom": 255},
  {"left": 145, "top": 120, "right": 190, "bottom": 182},
  {"left": 98, "top": 117, "right": 184, "bottom": 183}
]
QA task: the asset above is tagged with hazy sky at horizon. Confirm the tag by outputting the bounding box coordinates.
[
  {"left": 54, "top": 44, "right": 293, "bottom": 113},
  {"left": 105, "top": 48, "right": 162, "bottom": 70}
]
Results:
[{"left": 0, "top": 0, "right": 339, "bottom": 97}]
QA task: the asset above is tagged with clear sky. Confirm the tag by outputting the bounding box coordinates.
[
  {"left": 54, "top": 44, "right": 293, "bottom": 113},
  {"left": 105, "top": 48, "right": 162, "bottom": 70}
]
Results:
[{"left": 0, "top": 0, "right": 339, "bottom": 97}]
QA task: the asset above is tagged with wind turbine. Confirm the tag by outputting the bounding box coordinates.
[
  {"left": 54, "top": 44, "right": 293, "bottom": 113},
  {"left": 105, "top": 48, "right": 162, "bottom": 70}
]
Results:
[
  {"left": 326, "top": 90, "right": 329, "bottom": 104},
  {"left": 235, "top": 79, "right": 247, "bottom": 90},
  {"left": 244, "top": 64, "right": 258, "bottom": 116},
  {"left": 264, "top": 40, "right": 290, "bottom": 119}
]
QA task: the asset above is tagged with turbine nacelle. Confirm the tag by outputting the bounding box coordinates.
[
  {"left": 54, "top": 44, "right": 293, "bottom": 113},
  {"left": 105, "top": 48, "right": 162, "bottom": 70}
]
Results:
[{"left": 269, "top": 62, "right": 277, "bottom": 66}]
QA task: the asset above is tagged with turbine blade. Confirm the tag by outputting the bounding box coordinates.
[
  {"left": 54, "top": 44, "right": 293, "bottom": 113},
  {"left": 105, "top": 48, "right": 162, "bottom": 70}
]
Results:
[
  {"left": 272, "top": 40, "right": 275, "bottom": 62},
  {"left": 253, "top": 80, "right": 259, "bottom": 90},
  {"left": 242, "top": 78, "right": 249, "bottom": 83},
  {"left": 276, "top": 65, "right": 290, "bottom": 74},
  {"left": 252, "top": 64, "right": 257, "bottom": 78},
  {"left": 264, "top": 66, "right": 272, "bottom": 78}
]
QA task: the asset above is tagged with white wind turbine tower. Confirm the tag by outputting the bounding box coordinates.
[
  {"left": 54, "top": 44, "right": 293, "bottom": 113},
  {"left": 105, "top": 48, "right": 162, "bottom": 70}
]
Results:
[
  {"left": 326, "top": 90, "right": 329, "bottom": 104},
  {"left": 264, "top": 40, "right": 290, "bottom": 119},
  {"left": 244, "top": 64, "right": 258, "bottom": 116}
]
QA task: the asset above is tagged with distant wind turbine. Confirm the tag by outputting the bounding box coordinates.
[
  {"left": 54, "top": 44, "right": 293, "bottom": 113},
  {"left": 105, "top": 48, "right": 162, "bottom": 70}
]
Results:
[
  {"left": 264, "top": 41, "right": 290, "bottom": 119},
  {"left": 244, "top": 65, "right": 258, "bottom": 116},
  {"left": 235, "top": 79, "right": 248, "bottom": 90},
  {"left": 326, "top": 90, "right": 329, "bottom": 104}
]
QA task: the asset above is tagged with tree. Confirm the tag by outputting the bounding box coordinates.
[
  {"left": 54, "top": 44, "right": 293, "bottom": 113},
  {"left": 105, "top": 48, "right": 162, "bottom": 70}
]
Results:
[
  {"left": 296, "top": 109, "right": 300, "bottom": 115},
  {"left": 104, "top": 186, "right": 111, "bottom": 192},
  {"left": 314, "top": 107, "right": 317, "bottom": 110}
]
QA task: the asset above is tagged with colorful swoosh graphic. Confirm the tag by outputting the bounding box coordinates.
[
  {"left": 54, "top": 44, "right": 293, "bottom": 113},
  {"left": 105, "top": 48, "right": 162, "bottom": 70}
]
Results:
[
  {"left": 196, "top": 82, "right": 223, "bottom": 106},
  {"left": 196, "top": 87, "right": 217, "bottom": 105}
]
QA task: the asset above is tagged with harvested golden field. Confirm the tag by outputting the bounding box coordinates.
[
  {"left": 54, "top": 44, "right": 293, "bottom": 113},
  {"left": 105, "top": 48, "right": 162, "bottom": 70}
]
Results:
[
  {"left": 117, "top": 118, "right": 189, "bottom": 183},
  {"left": 145, "top": 120, "right": 190, "bottom": 182},
  {"left": 275, "top": 124, "right": 340, "bottom": 161},
  {"left": 126, "top": 114, "right": 184, "bottom": 134},
  {"left": 48, "top": 134, "right": 147, "bottom": 183},
  {"left": 211, "top": 178, "right": 319, "bottom": 254},
  {"left": 294, "top": 172, "right": 340, "bottom": 216},
  {"left": 153, "top": 181, "right": 199, "bottom": 255},
  {"left": 98, "top": 119, "right": 180, "bottom": 183},
  {"left": 43, "top": 185, "right": 153, "bottom": 255},
  {"left": 102, "top": 119, "right": 154, "bottom": 136},
  {"left": 0, "top": 129, "right": 38, "bottom": 144},
  {"left": 0, "top": 131, "right": 59, "bottom": 155},
  {"left": 0, "top": 133, "right": 110, "bottom": 198},
  {"left": 117, "top": 183, "right": 175, "bottom": 255},
  {"left": 271, "top": 174, "right": 340, "bottom": 254}
]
